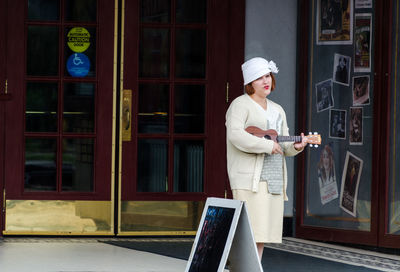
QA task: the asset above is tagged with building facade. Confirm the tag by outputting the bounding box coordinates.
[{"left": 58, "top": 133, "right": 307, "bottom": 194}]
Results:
[{"left": 0, "top": 0, "right": 399, "bottom": 249}]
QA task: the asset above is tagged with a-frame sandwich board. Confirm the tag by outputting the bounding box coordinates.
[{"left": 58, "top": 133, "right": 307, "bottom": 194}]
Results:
[{"left": 185, "top": 197, "right": 263, "bottom": 272}]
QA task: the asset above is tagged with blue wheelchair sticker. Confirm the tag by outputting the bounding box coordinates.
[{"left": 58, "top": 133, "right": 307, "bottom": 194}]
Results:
[{"left": 67, "top": 53, "right": 90, "bottom": 77}]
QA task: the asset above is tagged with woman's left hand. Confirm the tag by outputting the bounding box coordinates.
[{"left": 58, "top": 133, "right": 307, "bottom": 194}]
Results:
[{"left": 294, "top": 132, "right": 308, "bottom": 151}]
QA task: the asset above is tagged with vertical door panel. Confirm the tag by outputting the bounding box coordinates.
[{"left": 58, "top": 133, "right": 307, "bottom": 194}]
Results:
[{"left": 0, "top": 0, "right": 6, "bottom": 234}]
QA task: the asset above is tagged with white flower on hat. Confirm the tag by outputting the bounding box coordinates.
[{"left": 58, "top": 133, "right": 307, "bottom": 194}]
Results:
[{"left": 241, "top": 57, "right": 279, "bottom": 85}]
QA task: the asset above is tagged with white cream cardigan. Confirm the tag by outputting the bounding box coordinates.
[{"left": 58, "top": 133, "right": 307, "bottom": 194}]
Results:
[{"left": 225, "top": 94, "right": 301, "bottom": 200}]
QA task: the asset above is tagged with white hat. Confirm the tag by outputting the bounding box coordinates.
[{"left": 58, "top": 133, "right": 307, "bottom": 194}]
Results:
[{"left": 241, "top": 57, "right": 279, "bottom": 85}]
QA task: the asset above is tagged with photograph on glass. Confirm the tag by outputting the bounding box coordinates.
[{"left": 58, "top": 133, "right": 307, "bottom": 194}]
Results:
[
  {"left": 333, "top": 53, "right": 351, "bottom": 86},
  {"left": 352, "top": 75, "right": 370, "bottom": 105},
  {"left": 317, "top": 144, "right": 339, "bottom": 205},
  {"left": 354, "top": 13, "right": 372, "bottom": 73},
  {"left": 329, "top": 109, "right": 346, "bottom": 139},
  {"left": 340, "top": 151, "right": 364, "bottom": 217},
  {"left": 316, "top": 79, "right": 334, "bottom": 112},
  {"left": 316, "top": 0, "right": 353, "bottom": 45},
  {"left": 349, "top": 107, "right": 363, "bottom": 145},
  {"left": 355, "top": 0, "right": 372, "bottom": 9}
]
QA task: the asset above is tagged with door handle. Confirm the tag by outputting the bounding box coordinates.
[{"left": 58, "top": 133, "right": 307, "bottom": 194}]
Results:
[
  {"left": 122, "top": 89, "right": 132, "bottom": 141},
  {"left": 0, "top": 79, "right": 12, "bottom": 101}
]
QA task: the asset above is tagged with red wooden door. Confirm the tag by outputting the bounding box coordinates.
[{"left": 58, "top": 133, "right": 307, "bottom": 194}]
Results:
[
  {"left": 118, "top": 0, "right": 244, "bottom": 234},
  {"left": 3, "top": 0, "right": 115, "bottom": 235}
]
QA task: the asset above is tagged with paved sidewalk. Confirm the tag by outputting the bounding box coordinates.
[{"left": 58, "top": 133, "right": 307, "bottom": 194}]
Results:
[
  {"left": 0, "top": 239, "right": 187, "bottom": 272},
  {"left": 1, "top": 237, "right": 399, "bottom": 272}
]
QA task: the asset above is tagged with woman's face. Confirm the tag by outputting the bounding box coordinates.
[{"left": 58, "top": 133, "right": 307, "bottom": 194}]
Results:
[
  {"left": 322, "top": 149, "right": 330, "bottom": 170},
  {"left": 251, "top": 73, "right": 272, "bottom": 98}
]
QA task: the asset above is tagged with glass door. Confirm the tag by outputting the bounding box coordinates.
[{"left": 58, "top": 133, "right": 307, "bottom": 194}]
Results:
[
  {"left": 119, "top": 0, "right": 243, "bottom": 235},
  {"left": 3, "top": 0, "right": 116, "bottom": 235},
  {"left": 296, "top": 0, "right": 380, "bottom": 245}
]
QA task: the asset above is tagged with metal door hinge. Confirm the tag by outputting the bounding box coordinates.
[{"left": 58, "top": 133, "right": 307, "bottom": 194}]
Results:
[
  {"left": 226, "top": 82, "right": 229, "bottom": 103},
  {"left": 224, "top": 189, "right": 227, "bottom": 199},
  {"left": 2, "top": 189, "right": 5, "bottom": 212},
  {"left": 4, "top": 79, "right": 7, "bottom": 94}
]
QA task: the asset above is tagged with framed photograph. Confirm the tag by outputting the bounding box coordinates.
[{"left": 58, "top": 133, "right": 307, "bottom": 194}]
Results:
[
  {"left": 317, "top": 0, "right": 353, "bottom": 45},
  {"left": 352, "top": 75, "right": 370, "bottom": 105},
  {"left": 354, "top": 14, "right": 372, "bottom": 72},
  {"left": 186, "top": 198, "right": 240, "bottom": 272},
  {"left": 329, "top": 109, "right": 346, "bottom": 139},
  {"left": 340, "top": 151, "right": 364, "bottom": 217},
  {"left": 349, "top": 107, "right": 363, "bottom": 145},
  {"left": 317, "top": 144, "right": 339, "bottom": 205},
  {"left": 355, "top": 0, "right": 372, "bottom": 9},
  {"left": 333, "top": 53, "right": 351, "bottom": 86},
  {"left": 316, "top": 79, "right": 334, "bottom": 112}
]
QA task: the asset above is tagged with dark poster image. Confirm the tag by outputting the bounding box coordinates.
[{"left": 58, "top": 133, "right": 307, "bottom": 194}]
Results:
[
  {"left": 188, "top": 206, "right": 235, "bottom": 272},
  {"left": 354, "top": 13, "right": 372, "bottom": 72},
  {"left": 317, "top": 0, "right": 353, "bottom": 44},
  {"left": 352, "top": 75, "right": 370, "bottom": 105},
  {"left": 340, "top": 152, "right": 363, "bottom": 217},
  {"left": 349, "top": 107, "right": 363, "bottom": 145}
]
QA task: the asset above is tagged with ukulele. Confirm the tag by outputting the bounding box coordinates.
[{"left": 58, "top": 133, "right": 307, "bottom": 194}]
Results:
[{"left": 245, "top": 126, "right": 321, "bottom": 147}]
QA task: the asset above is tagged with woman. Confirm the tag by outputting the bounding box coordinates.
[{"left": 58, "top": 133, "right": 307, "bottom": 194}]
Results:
[{"left": 225, "top": 57, "right": 307, "bottom": 260}]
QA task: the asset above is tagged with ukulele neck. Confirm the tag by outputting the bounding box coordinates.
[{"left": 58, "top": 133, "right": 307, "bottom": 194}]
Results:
[{"left": 274, "top": 135, "right": 302, "bottom": 143}]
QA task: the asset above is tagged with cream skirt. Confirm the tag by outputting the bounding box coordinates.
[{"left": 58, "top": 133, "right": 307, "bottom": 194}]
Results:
[{"left": 232, "top": 182, "right": 284, "bottom": 243}]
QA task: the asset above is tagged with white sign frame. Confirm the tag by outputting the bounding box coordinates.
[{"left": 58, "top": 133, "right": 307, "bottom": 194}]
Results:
[{"left": 185, "top": 197, "right": 262, "bottom": 272}]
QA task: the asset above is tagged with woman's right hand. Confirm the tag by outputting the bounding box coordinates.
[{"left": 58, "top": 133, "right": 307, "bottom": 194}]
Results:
[{"left": 271, "top": 142, "right": 283, "bottom": 155}]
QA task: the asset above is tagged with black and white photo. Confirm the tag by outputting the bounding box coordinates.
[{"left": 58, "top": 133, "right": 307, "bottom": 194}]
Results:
[
  {"left": 316, "top": 79, "right": 334, "bottom": 112},
  {"left": 333, "top": 53, "right": 351, "bottom": 86},
  {"left": 329, "top": 109, "right": 346, "bottom": 139}
]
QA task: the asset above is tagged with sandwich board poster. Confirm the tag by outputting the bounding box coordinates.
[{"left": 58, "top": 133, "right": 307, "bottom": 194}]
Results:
[
  {"left": 339, "top": 151, "right": 364, "bottom": 217},
  {"left": 317, "top": 0, "right": 353, "bottom": 45},
  {"left": 185, "top": 198, "right": 262, "bottom": 272}
]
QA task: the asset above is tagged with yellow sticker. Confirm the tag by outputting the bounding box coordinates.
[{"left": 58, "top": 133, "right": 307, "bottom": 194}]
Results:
[{"left": 67, "top": 27, "right": 90, "bottom": 53}]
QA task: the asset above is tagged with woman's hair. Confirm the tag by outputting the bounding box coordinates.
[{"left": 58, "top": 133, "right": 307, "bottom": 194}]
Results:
[{"left": 245, "top": 73, "right": 276, "bottom": 95}]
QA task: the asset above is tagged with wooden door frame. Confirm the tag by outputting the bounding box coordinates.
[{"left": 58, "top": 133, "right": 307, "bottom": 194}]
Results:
[
  {"left": 0, "top": 0, "right": 7, "bottom": 235},
  {"left": 225, "top": 0, "right": 245, "bottom": 199},
  {"left": 378, "top": 0, "right": 400, "bottom": 248},
  {"left": 295, "top": 0, "right": 385, "bottom": 247}
]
